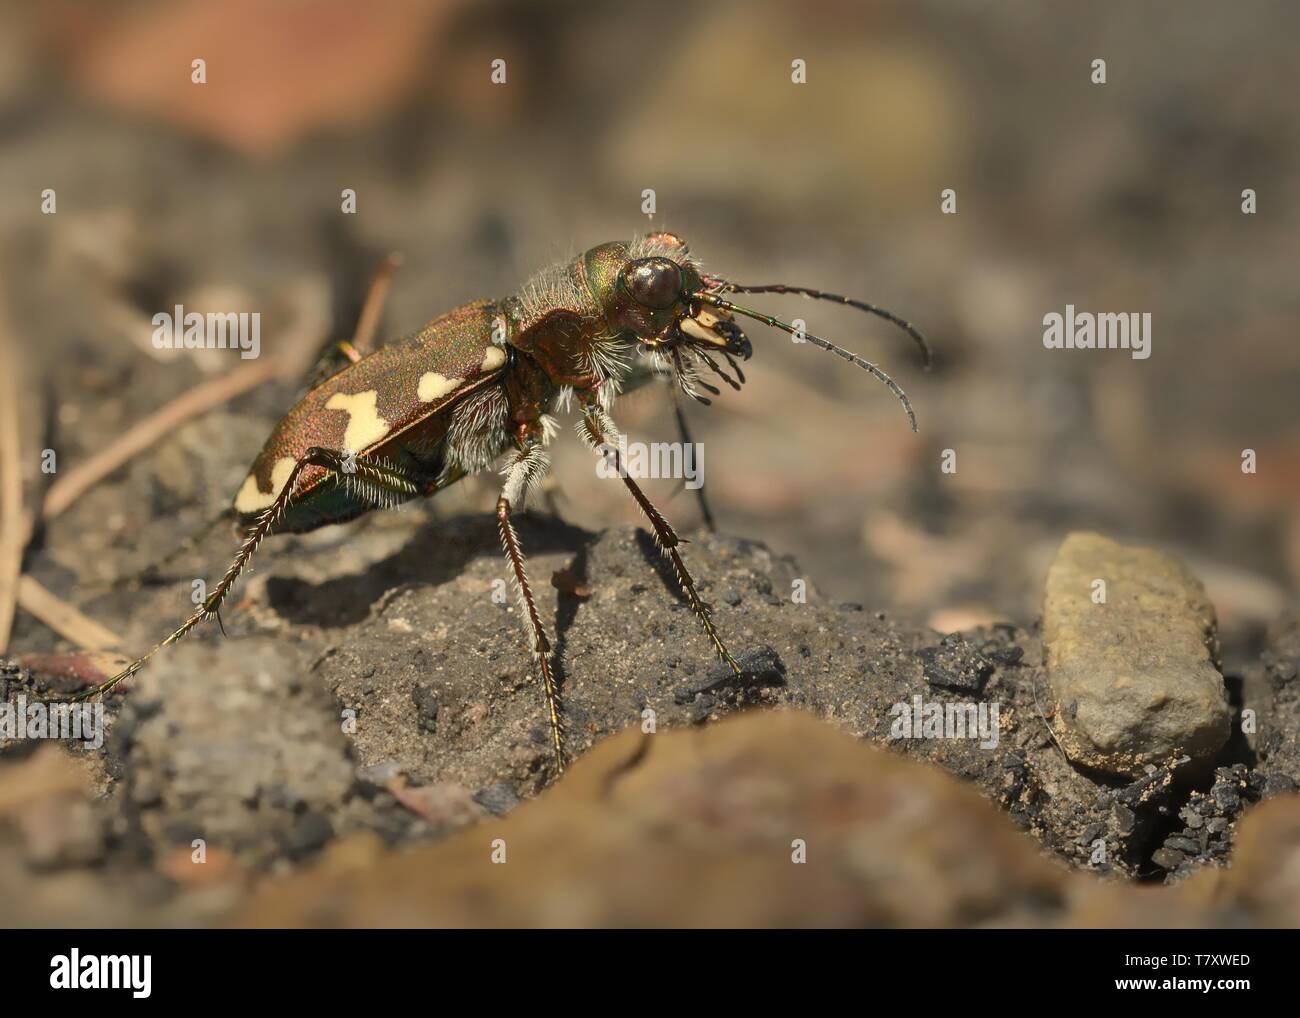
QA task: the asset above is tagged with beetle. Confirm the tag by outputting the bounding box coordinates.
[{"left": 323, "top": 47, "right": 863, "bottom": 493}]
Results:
[{"left": 76, "top": 231, "right": 930, "bottom": 774}]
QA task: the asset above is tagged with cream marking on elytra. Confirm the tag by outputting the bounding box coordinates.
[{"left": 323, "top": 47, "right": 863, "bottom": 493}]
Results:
[
  {"left": 233, "top": 456, "right": 296, "bottom": 514},
  {"left": 324, "top": 390, "right": 392, "bottom": 452},
  {"left": 481, "top": 345, "right": 507, "bottom": 372},
  {"left": 417, "top": 371, "right": 462, "bottom": 403}
]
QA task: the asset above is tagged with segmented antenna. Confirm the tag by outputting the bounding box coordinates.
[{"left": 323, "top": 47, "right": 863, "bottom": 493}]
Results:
[
  {"left": 708, "top": 280, "right": 932, "bottom": 369},
  {"left": 693, "top": 291, "right": 918, "bottom": 432}
]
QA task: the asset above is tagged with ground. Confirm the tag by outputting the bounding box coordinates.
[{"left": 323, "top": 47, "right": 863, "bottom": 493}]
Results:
[{"left": 4, "top": 500, "right": 1300, "bottom": 925}]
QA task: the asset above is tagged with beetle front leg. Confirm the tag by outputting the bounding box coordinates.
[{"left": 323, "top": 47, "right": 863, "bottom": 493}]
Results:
[
  {"left": 580, "top": 405, "right": 742, "bottom": 679},
  {"left": 495, "top": 441, "right": 566, "bottom": 774},
  {"left": 619, "top": 358, "right": 718, "bottom": 530}
]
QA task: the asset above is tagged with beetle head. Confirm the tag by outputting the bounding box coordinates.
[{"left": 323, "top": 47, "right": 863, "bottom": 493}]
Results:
[
  {"left": 586, "top": 233, "right": 752, "bottom": 365},
  {"left": 584, "top": 232, "right": 930, "bottom": 425}
]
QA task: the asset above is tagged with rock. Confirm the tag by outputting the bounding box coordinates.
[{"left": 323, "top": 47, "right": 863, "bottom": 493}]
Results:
[
  {"left": 355, "top": 761, "right": 402, "bottom": 787},
  {"left": 410, "top": 684, "right": 440, "bottom": 733},
  {"left": 1151, "top": 847, "right": 1185, "bottom": 870},
  {"left": 1042, "top": 532, "right": 1230, "bottom": 776},
  {"left": 235, "top": 711, "right": 1300, "bottom": 929},
  {"left": 119, "top": 639, "right": 380, "bottom": 867},
  {"left": 282, "top": 812, "right": 334, "bottom": 860},
  {"left": 919, "top": 633, "right": 995, "bottom": 693},
  {"left": 1212, "top": 781, "right": 1241, "bottom": 812},
  {"left": 472, "top": 783, "right": 520, "bottom": 816},
  {"left": 672, "top": 646, "right": 785, "bottom": 704},
  {"left": 236, "top": 710, "right": 1069, "bottom": 928}
]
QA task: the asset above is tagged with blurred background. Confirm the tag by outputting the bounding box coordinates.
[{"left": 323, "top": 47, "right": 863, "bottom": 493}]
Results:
[{"left": 2, "top": 0, "right": 1298, "bottom": 672}]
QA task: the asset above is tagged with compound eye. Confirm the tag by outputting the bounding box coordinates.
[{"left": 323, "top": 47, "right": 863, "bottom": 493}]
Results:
[{"left": 622, "top": 257, "right": 682, "bottom": 310}]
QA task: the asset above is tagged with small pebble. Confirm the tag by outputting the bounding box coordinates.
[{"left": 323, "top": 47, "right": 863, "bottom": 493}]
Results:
[{"left": 1152, "top": 847, "right": 1185, "bottom": 870}]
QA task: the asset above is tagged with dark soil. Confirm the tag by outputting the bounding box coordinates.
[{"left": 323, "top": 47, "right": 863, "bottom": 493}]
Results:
[{"left": 8, "top": 509, "right": 1300, "bottom": 915}]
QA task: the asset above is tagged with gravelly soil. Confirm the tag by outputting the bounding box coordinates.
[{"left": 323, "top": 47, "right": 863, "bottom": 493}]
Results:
[{"left": 8, "top": 508, "right": 1299, "bottom": 912}]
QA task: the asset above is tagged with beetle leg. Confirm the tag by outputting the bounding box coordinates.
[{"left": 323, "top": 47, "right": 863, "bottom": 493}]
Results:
[
  {"left": 495, "top": 441, "right": 566, "bottom": 774},
  {"left": 74, "top": 447, "right": 425, "bottom": 701},
  {"left": 200, "top": 447, "right": 423, "bottom": 624},
  {"left": 616, "top": 358, "right": 717, "bottom": 530},
  {"left": 580, "top": 405, "right": 742, "bottom": 678},
  {"left": 667, "top": 381, "right": 717, "bottom": 531}
]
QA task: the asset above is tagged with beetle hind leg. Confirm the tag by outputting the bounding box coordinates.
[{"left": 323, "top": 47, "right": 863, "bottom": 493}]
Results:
[
  {"left": 73, "top": 447, "right": 426, "bottom": 702},
  {"left": 495, "top": 441, "right": 566, "bottom": 774}
]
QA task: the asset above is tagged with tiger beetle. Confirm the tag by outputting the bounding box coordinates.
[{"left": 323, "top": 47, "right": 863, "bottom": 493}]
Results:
[{"left": 77, "top": 232, "right": 930, "bottom": 775}]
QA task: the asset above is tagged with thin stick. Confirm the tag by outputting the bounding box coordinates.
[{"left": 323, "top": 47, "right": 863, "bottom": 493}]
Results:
[
  {"left": 13, "top": 264, "right": 392, "bottom": 655},
  {"left": 33, "top": 281, "right": 330, "bottom": 535},
  {"left": 0, "top": 289, "right": 22, "bottom": 653},
  {"left": 40, "top": 356, "right": 282, "bottom": 524},
  {"left": 352, "top": 253, "right": 402, "bottom": 355},
  {"left": 1031, "top": 668, "right": 1070, "bottom": 764},
  {"left": 37, "top": 266, "right": 392, "bottom": 530},
  {"left": 16, "top": 576, "right": 122, "bottom": 650}
]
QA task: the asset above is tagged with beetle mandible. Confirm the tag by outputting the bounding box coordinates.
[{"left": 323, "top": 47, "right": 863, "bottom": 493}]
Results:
[{"left": 77, "top": 231, "right": 930, "bottom": 774}]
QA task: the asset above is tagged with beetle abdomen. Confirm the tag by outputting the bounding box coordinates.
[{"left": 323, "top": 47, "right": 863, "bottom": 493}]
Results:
[{"left": 233, "top": 299, "right": 509, "bottom": 531}]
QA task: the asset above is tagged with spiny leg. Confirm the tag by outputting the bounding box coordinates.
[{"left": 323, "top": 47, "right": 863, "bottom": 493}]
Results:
[
  {"left": 612, "top": 356, "right": 717, "bottom": 530},
  {"left": 581, "top": 405, "right": 742, "bottom": 678},
  {"left": 495, "top": 441, "right": 565, "bottom": 772},
  {"left": 73, "top": 447, "right": 425, "bottom": 701},
  {"left": 667, "top": 380, "right": 717, "bottom": 532}
]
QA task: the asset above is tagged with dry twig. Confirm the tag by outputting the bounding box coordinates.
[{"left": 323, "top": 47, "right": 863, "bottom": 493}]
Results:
[
  {"left": 0, "top": 287, "right": 24, "bottom": 653},
  {"left": 352, "top": 253, "right": 402, "bottom": 355},
  {"left": 36, "top": 278, "right": 332, "bottom": 530},
  {"left": 16, "top": 575, "right": 122, "bottom": 650},
  {"left": 10, "top": 261, "right": 397, "bottom": 653}
]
